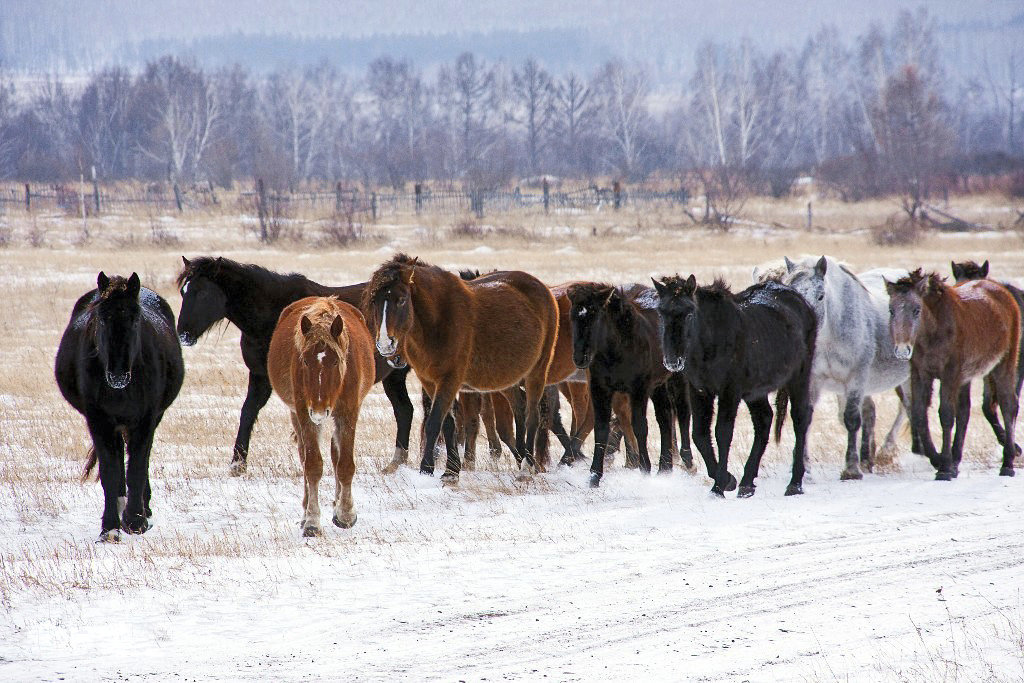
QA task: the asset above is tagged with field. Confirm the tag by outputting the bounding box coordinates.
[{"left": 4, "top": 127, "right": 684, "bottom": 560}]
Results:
[{"left": 2, "top": 196, "right": 1024, "bottom": 681}]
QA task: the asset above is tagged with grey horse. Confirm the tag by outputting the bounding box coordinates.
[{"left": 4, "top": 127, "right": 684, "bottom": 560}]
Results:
[{"left": 755, "top": 256, "right": 911, "bottom": 478}]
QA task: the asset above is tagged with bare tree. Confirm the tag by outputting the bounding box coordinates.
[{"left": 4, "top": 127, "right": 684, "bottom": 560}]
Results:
[
  {"left": 77, "top": 67, "right": 134, "bottom": 178},
  {"left": 551, "top": 71, "right": 597, "bottom": 177},
  {"left": 595, "top": 60, "right": 651, "bottom": 179},
  {"left": 437, "top": 52, "right": 498, "bottom": 182},
  {"left": 511, "top": 58, "right": 554, "bottom": 176}
]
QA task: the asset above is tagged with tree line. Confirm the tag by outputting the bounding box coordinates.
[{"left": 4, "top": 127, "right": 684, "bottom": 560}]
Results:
[{"left": 0, "top": 9, "right": 1020, "bottom": 219}]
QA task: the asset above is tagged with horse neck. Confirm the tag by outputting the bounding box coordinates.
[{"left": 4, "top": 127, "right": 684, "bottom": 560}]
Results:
[
  {"left": 217, "top": 267, "right": 318, "bottom": 336},
  {"left": 407, "top": 269, "right": 458, "bottom": 353}
]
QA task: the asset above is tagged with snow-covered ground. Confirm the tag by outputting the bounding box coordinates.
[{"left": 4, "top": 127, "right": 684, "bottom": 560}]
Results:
[{"left": 2, "top": 452, "right": 1022, "bottom": 681}]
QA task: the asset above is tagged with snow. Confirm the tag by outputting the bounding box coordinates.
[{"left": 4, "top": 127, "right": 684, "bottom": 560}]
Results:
[{"left": 2, "top": 453, "right": 1023, "bottom": 681}]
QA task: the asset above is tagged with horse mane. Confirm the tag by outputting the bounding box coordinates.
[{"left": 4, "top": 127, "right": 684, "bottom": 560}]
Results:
[
  {"left": 176, "top": 256, "right": 312, "bottom": 291},
  {"left": 294, "top": 298, "right": 349, "bottom": 360},
  {"left": 696, "top": 277, "right": 734, "bottom": 302},
  {"left": 362, "top": 253, "right": 434, "bottom": 309},
  {"left": 887, "top": 268, "right": 928, "bottom": 294}
]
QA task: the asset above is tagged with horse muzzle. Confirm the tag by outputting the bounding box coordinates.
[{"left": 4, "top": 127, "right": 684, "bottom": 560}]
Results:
[
  {"left": 573, "top": 352, "right": 592, "bottom": 369},
  {"left": 376, "top": 338, "right": 399, "bottom": 358},
  {"left": 178, "top": 331, "right": 196, "bottom": 347},
  {"left": 663, "top": 356, "right": 685, "bottom": 372},
  {"left": 386, "top": 354, "right": 407, "bottom": 369},
  {"left": 309, "top": 408, "right": 330, "bottom": 425},
  {"left": 105, "top": 371, "right": 131, "bottom": 389},
  {"left": 893, "top": 344, "right": 913, "bottom": 361}
]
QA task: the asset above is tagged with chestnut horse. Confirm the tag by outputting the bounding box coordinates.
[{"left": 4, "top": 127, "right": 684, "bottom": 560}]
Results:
[
  {"left": 886, "top": 270, "right": 1020, "bottom": 479},
  {"left": 363, "top": 254, "right": 558, "bottom": 482},
  {"left": 268, "top": 297, "right": 375, "bottom": 536}
]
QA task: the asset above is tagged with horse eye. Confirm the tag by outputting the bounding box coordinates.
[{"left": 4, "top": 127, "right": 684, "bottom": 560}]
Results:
[
  {"left": 913, "top": 307, "right": 921, "bottom": 316},
  {"left": 398, "top": 296, "right": 406, "bottom": 306},
  {"left": 817, "top": 294, "right": 824, "bottom": 301}
]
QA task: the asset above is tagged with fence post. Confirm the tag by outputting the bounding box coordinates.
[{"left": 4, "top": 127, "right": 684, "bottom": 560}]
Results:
[
  {"left": 24, "top": 183, "right": 30, "bottom": 212},
  {"left": 91, "top": 165, "right": 100, "bottom": 213},
  {"left": 415, "top": 183, "right": 422, "bottom": 214},
  {"left": 806, "top": 201, "right": 813, "bottom": 231},
  {"left": 335, "top": 182, "right": 343, "bottom": 213},
  {"left": 257, "top": 178, "right": 268, "bottom": 242},
  {"left": 173, "top": 183, "right": 183, "bottom": 212},
  {"left": 79, "top": 172, "right": 88, "bottom": 239},
  {"left": 208, "top": 179, "right": 218, "bottom": 205},
  {"left": 543, "top": 178, "right": 550, "bottom": 214},
  {"left": 371, "top": 192, "right": 378, "bottom": 222},
  {"left": 613, "top": 180, "right": 622, "bottom": 210},
  {"left": 476, "top": 190, "right": 485, "bottom": 219}
]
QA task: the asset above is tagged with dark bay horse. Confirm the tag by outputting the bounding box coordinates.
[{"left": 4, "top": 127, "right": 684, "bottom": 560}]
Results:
[
  {"left": 951, "top": 260, "right": 1024, "bottom": 459},
  {"left": 55, "top": 273, "right": 184, "bottom": 541},
  {"left": 656, "top": 276, "right": 816, "bottom": 497},
  {"left": 887, "top": 270, "right": 1020, "bottom": 479},
  {"left": 268, "top": 297, "right": 375, "bottom": 536},
  {"left": 363, "top": 254, "right": 559, "bottom": 482},
  {"left": 567, "top": 282, "right": 690, "bottom": 487},
  {"left": 175, "top": 256, "right": 413, "bottom": 475}
]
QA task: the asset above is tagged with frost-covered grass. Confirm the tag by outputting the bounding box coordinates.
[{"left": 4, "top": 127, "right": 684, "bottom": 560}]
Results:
[{"left": 1, "top": 220, "right": 1023, "bottom": 680}]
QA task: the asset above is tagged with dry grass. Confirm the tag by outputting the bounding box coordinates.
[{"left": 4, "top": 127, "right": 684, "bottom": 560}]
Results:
[{"left": 0, "top": 195, "right": 1022, "bottom": 607}]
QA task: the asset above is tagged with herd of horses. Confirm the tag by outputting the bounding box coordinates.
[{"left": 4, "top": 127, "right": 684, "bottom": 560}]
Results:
[{"left": 55, "top": 253, "right": 1022, "bottom": 541}]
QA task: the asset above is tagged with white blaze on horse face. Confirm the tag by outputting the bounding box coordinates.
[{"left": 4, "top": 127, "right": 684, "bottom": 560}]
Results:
[
  {"left": 181, "top": 279, "right": 189, "bottom": 295},
  {"left": 376, "top": 300, "right": 393, "bottom": 352},
  {"left": 317, "top": 351, "right": 326, "bottom": 364}
]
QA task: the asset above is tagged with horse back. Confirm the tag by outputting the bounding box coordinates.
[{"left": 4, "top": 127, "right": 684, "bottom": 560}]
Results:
[
  {"left": 737, "top": 283, "right": 816, "bottom": 394},
  {"left": 953, "top": 280, "right": 1021, "bottom": 376}
]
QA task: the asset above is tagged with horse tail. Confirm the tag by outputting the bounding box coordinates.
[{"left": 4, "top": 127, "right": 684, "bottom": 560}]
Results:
[
  {"left": 82, "top": 447, "right": 99, "bottom": 482},
  {"left": 774, "top": 389, "right": 789, "bottom": 444}
]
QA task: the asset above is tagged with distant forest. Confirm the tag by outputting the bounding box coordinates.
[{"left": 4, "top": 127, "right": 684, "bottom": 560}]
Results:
[{"left": 0, "top": 8, "right": 1021, "bottom": 220}]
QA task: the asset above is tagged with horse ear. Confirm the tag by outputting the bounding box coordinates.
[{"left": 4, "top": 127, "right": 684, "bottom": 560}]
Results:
[
  {"left": 784, "top": 256, "right": 796, "bottom": 273},
  {"left": 182, "top": 256, "right": 191, "bottom": 266},
  {"left": 127, "top": 272, "right": 141, "bottom": 296},
  {"left": 300, "top": 315, "right": 313, "bottom": 336},
  {"left": 651, "top": 278, "right": 666, "bottom": 295},
  {"left": 684, "top": 274, "right": 697, "bottom": 294},
  {"left": 815, "top": 256, "right": 827, "bottom": 276},
  {"left": 951, "top": 261, "right": 962, "bottom": 280},
  {"left": 97, "top": 271, "right": 109, "bottom": 291},
  {"left": 330, "top": 314, "right": 344, "bottom": 339},
  {"left": 981, "top": 260, "right": 989, "bottom": 278},
  {"left": 926, "top": 275, "right": 944, "bottom": 296},
  {"left": 883, "top": 278, "right": 897, "bottom": 296}
]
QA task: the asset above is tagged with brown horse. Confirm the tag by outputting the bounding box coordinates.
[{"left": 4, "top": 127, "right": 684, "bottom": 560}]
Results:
[
  {"left": 363, "top": 254, "right": 559, "bottom": 482},
  {"left": 886, "top": 270, "right": 1020, "bottom": 479},
  {"left": 268, "top": 297, "right": 375, "bottom": 535}
]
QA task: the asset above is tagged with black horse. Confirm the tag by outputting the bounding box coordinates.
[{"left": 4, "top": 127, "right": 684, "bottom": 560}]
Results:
[
  {"left": 55, "top": 273, "right": 184, "bottom": 541},
  {"left": 175, "top": 256, "right": 413, "bottom": 475},
  {"left": 951, "top": 259, "right": 1024, "bottom": 457},
  {"left": 654, "top": 276, "right": 816, "bottom": 497},
  {"left": 567, "top": 282, "right": 691, "bottom": 488}
]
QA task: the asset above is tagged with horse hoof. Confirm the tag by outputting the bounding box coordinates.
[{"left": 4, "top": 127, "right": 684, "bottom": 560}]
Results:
[
  {"left": 516, "top": 466, "right": 535, "bottom": 482},
  {"left": 440, "top": 471, "right": 460, "bottom": 486},
  {"left": 462, "top": 459, "right": 476, "bottom": 471},
  {"left": 784, "top": 483, "right": 803, "bottom": 496},
  {"left": 935, "top": 471, "right": 953, "bottom": 481},
  {"left": 589, "top": 473, "right": 601, "bottom": 488},
  {"left": 1000, "top": 466, "right": 1015, "bottom": 477},
  {"left": 301, "top": 525, "right": 321, "bottom": 538},
  {"left": 737, "top": 485, "right": 755, "bottom": 498},
  {"left": 657, "top": 466, "right": 672, "bottom": 476},
  {"left": 382, "top": 461, "right": 401, "bottom": 475},
  {"left": 418, "top": 467, "right": 435, "bottom": 477},
  {"left": 724, "top": 474, "right": 738, "bottom": 492},
  {"left": 681, "top": 453, "right": 694, "bottom": 470},
  {"left": 333, "top": 513, "right": 357, "bottom": 529},
  {"left": 96, "top": 529, "right": 121, "bottom": 543},
  {"left": 861, "top": 462, "right": 874, "bottom": 474},
  {"left": 710, "top": 485, "right": 725, "bottom": 498},
  {"left": 121, "top": 514, "right": 149, "bottom": 535},
  {"left": 840, "top": 469, "right": 863, "bottom": 481}
]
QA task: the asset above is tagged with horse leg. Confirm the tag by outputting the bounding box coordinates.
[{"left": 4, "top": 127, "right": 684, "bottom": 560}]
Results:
[
  {"left": 123, "top": 415, "right": 158, "bottom": 534},
  {"left": 878, "top": 385, "right": 910, "bottom": 465},
  {"left": 519, "top": 374, "right": 550, "bottom": 478},
  {"left": 897, "top": 382, "right": 925, "bottom": 456},
  {"left": 840, "top": 391, "right": 865, "bottom": 481},
  {"left": 545, "top": 386, "right": 575, "bottom": 465},
  {"left": 980, "top": 377, "right": 1020, "bottom": 457},
  {"left": 669, "top": 376, "right": 693, "bottom": 469},
  {"left": 442, "top": 395, "right": 461, "bottom": 481},
  {"left": 934, "top": 378, "right": 958, "bottom": 480},
  {"left": 652, "top": 384, "right": 675, "bottom": 473},
  {"left": 629, "top": 387, "right": 653, "bottom": 474},
  {"left": 535, "top": 388, "right": 552, "bottom": 470},
  {"left": 232, "top": 370, "right": 273, "bottom": 476},
  {"left": 569, "top": 383, "right": 594, "bottom": 463},
  {"left": 993, "top": 365, "right": 1020, "bottom": 476},
  {"left": 331, "top": 410, "right": 358, "bottom": 528},
  {"left": 951, "top": 384, "right": 971, "bottom": 478},
  {"left": 460, "top": 392, "right": 482, "bottom": 471},
  {"left": 508, "top": 386, "right": 527, "bottom": 466},
  {"left": 588, "top": 382, "right": 613, "bottom": 488},
  {"left": 859, "top": 397, "right": 876, "bottom": 472},
  {"left": 295, "top": 413, "right": 323, "bottom": 536},
  {"left": 492, "top": 393, "right": 518, "bottom": 461},
  {"left": 711, "top": 393, "right": 740, "bottom": 496},
  {"left": 910, "top": 373, "right": 940, "bottom": 469},
  {"left": 480, "top": 395, "right": 503, "bottom": 459},
  {"left": 785, "top": 382, "right": 814, "bottom": 496},
  {"left": 381, "top": 369, "right": 413, "bottom": 474},
  {"left": 738, "top": 396, "right": 774, "bottom": 497},
  {"left": 613, "top": 393, "right": 639, "bottom": 468},
  {"left": 85, "top": 412, "right": 126, "bottom": 541},
  {"left": 688, "top": 389, "right": 718, "bottom": 481},
  {"left": 421, "top": 381, "right": 461, "bottom": 482}
]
